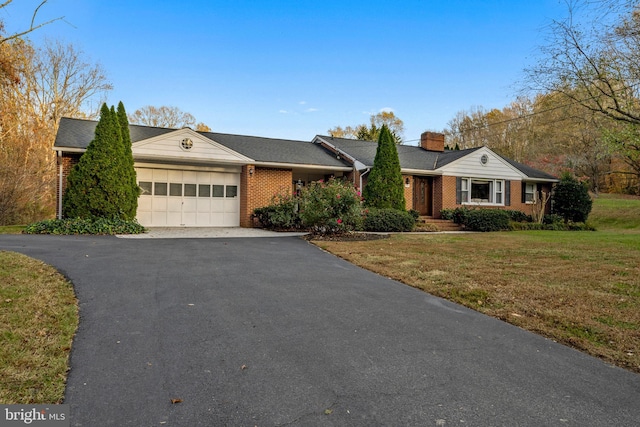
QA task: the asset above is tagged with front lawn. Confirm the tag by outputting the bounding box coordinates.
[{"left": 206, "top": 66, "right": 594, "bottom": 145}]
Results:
[
  {"left": 0, "top": 251, "right": 78, "bottom": 403},
  {"left": 314, "top": 195, "right": 640, "bottom": 373}
]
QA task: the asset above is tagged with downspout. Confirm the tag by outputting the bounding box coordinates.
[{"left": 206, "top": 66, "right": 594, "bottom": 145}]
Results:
[
  {"left": 57, "top": 152, "right": 63, "bottom": 219},
  {"left": 359, "top": 168, "right": 371, "bottom": 193}
]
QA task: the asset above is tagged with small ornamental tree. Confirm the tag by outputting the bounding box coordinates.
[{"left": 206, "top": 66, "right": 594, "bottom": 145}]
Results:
[
  {"left": 551, "top": 172, "right": 593, "bottom": 223},
  {"left": 63, "top": 103, "right": 133, "bottom": 220},
  {"left": 116, "top": 101, "right": 139, "bottom": 219},
  {"left": 362, "top": 124, "right": 406, "bottom": 210}
]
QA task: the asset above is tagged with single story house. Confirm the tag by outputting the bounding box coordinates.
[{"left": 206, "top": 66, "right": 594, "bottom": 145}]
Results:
[{"left": 54, "top": 118, "right": 557, "bottom": 227}]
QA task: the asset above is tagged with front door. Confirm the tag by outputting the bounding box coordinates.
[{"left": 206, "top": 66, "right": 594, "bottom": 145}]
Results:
[{"left": 413, "top": 176, "right": 432, "bottom": 216}]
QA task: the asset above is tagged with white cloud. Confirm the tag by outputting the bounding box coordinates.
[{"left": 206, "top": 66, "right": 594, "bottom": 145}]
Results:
[
  {"left": 279, "top": 110, "right": 288, "bottom": 114},
  {"left": 305, "top": 108, "right": 319, "bottom": 113},
  {"left": 298, "top": 101, "right": 307, "bottom": 105}
]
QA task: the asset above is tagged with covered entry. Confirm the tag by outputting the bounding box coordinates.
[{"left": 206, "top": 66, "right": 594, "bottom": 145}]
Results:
[{"left": 136, "top": 167, "right": 240, "bottom": 227}]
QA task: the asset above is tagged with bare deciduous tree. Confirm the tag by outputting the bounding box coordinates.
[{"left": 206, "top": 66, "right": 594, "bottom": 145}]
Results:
[
  {"left": 0, "top": 37, "right": 112, "bottom": 224},
  {"left": 128, "top": 105, "right": 200, "bottom": 129}
]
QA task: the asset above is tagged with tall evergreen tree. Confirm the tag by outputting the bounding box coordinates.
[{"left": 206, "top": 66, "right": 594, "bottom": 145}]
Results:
[
  {"left": 63, "top": 103, "right": 132, "bottom": 219},
  {"left": 117, "top": 101, "right": 139, "bottom": 219},
  {"left": 362, "top": 124, "right": 406, "bottom": 210}
]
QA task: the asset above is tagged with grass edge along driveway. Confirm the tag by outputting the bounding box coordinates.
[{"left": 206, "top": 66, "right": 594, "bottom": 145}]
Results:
[{"left": 0, "top": 251, "right": 78, "bottom": 404}]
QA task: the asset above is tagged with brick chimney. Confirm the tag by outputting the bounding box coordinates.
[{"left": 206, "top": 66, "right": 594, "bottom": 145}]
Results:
[{"left": 420, "top": 131, "right": 445, "bottom": 152}]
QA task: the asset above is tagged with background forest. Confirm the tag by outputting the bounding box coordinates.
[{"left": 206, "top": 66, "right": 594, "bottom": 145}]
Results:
[{"left": 1, "top": 0, "right": 639, "bottom": 226}]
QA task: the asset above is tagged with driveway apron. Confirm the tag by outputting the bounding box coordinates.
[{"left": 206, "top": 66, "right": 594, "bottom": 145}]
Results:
[{"left": 1, "top": 234, "right": 639, "bottom": 426}]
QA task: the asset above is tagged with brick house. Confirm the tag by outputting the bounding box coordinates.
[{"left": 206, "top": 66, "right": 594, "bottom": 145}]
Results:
[{"left": 54, "top": 118, "right": 557, "bottom": 227}]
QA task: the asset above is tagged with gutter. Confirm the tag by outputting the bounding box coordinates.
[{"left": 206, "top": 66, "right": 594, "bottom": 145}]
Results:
[{"left": 359, "top": 168, "right": 371, "bottom": 192}]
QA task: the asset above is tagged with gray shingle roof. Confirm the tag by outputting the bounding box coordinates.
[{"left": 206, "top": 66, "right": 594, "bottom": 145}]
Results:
[
  {"left": 55, "top": 118, "right": 556, "bottom": 180},
  {"left": 55, "top": 118, "right": 349, "bottom": 168},
  {"left": 201, "top": 132, "right": 349, "bottom": 167},
  {"left": 315, "top": 136, "right": 483, "bottom": 171},
  {"left": 498, "top": 155, "right": 558, "bottom": 180},
  {"left": 54, "top": 117, "right": 174, "bottom": 148}
]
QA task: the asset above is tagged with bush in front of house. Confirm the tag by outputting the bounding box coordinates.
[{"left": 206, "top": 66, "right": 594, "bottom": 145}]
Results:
[
  {"left": 23, "top": 218, "right": 145, "bottom": 235},
  {"left": 462, "top": 209, "right": 511, "bottom": 232},
  {"left": 252, "top": 190, "right": 300, "bottom": 230},
  {"left": 362, "top": 208, "right": 415, "bottom": 232},
  {"left": 552, "top": 172, "right": 593, "bottom": 223},
  {"left": 63, "top": 103, "right": 139, "bottom": 220},
  {"left": 362, "top": 125, "right": 406, "bottom": 210},
  {"left": 299, "top": 178, "right": 363, "bottom": 234}
]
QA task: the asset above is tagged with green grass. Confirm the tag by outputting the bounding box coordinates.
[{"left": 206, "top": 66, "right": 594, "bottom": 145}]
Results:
[
  {"left": 0, "top": 251, "right": 78, "bottom": 403},
  {"left": 316, "top": 193, "right": 640, "bottom": 373},
  {"left": 589, "top": 193, "right": 640, "bottom": 230}
]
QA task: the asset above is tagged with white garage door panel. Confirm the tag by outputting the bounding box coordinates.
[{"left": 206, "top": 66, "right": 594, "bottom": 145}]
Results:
[{"left": 136, "top": 167, "right": 240, "bottom": 227}]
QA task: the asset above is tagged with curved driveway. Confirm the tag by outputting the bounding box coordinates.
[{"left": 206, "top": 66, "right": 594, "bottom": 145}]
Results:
[{"left": 1, "top": 234, "right": 639, "bottom": 426}]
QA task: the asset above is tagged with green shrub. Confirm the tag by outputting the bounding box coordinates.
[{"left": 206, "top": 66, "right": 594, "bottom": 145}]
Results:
[
  {"left": 362, "top": 208, "right": 415, "bottom": 232},
  {"left": 543, "top": 214, "right": 564, "bottom": 225},
  {"left": 506, "top": 210, "right": 531, "bottom": 222},
  {"left": 552, "top": 173, "right": 593, "bottom": 223},
  {"left": 440, "top": 208, "right": 455, "bottom": 221},
  {"left": 299, "top": 178, "right": 363, "bottom": 234},
  {"left": 408, "top": 209, "right": 420, "bottom": 221},
  {"left": 463, "top": 209, "right": 511, "bottom": 232},
  {"left": 23, "top": 218, "right": 145, "bottom": 235},
  {"left": 252, "top": 191, "right": 300, "bottom": 230}
]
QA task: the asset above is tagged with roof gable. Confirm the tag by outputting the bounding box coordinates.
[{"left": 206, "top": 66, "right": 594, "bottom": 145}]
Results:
[
  {"left": 132, "top": 128, "right": 253, "bottom": 164},
  {"left": 437, "top": 146, "right": 525, "bottom": 179}
]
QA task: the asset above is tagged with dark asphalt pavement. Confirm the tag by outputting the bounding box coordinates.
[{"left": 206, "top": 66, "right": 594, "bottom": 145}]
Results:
[{"left": 1, "top": 234, "right": 639, "bottom": 426}]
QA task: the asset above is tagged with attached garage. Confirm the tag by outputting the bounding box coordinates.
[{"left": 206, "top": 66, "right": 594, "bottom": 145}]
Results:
[{"left": 136, "top": 167, "right": 240, "bottom": 227}]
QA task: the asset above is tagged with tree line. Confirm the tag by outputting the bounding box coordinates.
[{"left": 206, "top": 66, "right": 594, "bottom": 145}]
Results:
[{"left": 446, "top": 0, "right": 640, "bottom": 195}]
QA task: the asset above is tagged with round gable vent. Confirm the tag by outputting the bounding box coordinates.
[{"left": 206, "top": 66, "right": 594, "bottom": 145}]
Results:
[
  {"left": 180, "top": 138, "right": 193, "bottom": 151},
  {"left": 480, "top": 154, "right": 489, "bottom": 166}
]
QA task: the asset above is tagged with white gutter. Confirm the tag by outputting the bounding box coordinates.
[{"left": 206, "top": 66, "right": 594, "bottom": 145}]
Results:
[{"left": 359, "top": 168, "right": 371, "bottom": 191}]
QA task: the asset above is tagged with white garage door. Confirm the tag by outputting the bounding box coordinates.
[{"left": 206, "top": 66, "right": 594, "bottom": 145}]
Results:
[{"left": 136, "top": 168, "right": 240, "bottom": 227}]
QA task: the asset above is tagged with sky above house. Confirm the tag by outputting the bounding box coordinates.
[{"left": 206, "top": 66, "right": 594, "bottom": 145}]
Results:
[{"left": 3, "top": 0, "right": 571, "bottom": 144}]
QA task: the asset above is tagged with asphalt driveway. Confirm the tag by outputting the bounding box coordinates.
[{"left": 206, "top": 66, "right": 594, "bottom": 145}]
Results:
[{"left": 1, "top": 234, "right": 639, "bottom": 426}]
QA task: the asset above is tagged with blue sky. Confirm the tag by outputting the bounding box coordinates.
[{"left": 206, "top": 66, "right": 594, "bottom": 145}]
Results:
[{"left": 3, "top": 0, "right": 569, "bottom": 144}]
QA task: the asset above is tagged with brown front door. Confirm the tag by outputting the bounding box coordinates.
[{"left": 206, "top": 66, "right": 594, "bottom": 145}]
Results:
[{"left": 413, "top": 176, "right": 432, "bottom": 216}]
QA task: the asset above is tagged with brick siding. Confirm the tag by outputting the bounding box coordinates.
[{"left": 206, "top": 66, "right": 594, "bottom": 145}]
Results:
[
  {"left": 240, "top": 165, "right": 293, "bottom": 227},
  {"left": 56, "top": 154, "right": 81, "bottom": 218}
]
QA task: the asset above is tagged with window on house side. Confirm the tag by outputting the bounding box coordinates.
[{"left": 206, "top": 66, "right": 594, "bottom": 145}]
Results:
[
  {"left": 461, "top": 178, "right": 505, "bottom": 205},
  {"left": 525, "top": 183, "right": 536, "bottom": 203}
]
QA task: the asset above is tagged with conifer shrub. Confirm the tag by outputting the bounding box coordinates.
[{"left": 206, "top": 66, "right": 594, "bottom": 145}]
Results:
[
  {"left": 362, "top": 125, "right": 405, "bottom": 210},
  {"left": 63, "top": 103, "right": 137, "bottom": 220}
]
